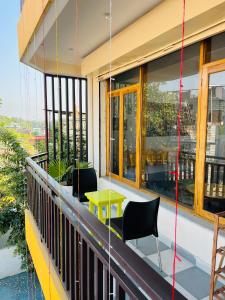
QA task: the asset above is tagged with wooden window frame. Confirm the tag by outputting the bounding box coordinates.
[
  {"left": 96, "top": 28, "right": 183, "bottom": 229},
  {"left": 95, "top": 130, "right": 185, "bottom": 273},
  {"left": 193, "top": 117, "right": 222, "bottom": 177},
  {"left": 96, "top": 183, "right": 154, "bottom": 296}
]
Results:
[
  {"left": 195, "top": 57, "right": 225, "bottom": 222},
  {"left": 105, "top": 41, "right": 225, "bottom": 223},
  {"left": 106, "top": 83, "right": 141, "bottom": 188}
]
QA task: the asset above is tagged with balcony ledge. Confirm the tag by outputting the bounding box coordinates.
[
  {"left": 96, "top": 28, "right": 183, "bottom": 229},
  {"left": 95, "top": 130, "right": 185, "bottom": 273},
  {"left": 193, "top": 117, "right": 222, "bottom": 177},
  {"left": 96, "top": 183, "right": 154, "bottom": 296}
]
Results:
[{"left": 25, "top": 209, "right": 69, "bottom": 300}]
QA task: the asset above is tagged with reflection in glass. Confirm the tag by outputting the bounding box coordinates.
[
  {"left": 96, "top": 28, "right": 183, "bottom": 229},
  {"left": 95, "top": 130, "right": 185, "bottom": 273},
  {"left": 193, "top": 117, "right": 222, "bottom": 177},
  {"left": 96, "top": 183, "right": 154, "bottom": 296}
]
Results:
[
  {"left": 203, "top": 71, "right": 225, "bottom": 213},
  {"left": 111, "top": 68, "right": 139, "bottom": 90},
  {"left": 123, "top": 92, "right": 137, "bottom": 181},
  {"left": 141, "top": 43, "right": 200, "bottom": 208},
  {"left": 206, "top": 31, "right": 225, "bottom": 63},
  {"left": 110, "top": 96, "right": 120, "bottom": 175}
]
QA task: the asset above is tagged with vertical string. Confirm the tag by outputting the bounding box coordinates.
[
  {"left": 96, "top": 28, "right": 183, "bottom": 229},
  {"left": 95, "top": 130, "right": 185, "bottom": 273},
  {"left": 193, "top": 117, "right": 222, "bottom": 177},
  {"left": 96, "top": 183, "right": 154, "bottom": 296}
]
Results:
[
  {"left": 53, "top": 0, "right": 64, "bottom": 290},
  {"left": 73, "top": 0, "right": 82, "bottom": 297},
  {"left": 108, "top": 0, "right": 112, "bottom": 298},
  {"left": 172, "top": 0, "right": 186, "bottom": 298},
  {"left": 41, "top": 0, "right": 52, "bottom": 299},
  {"left": 21, "top": 3, "right": 30, "bottom": 295}
]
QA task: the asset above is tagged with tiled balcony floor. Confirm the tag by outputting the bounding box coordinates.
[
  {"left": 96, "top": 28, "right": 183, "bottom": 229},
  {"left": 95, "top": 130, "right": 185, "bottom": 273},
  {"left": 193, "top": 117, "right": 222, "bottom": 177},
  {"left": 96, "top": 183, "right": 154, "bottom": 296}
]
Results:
[
  {"left": 91, "top": 207, "right": 214, "bottom": 299},
  {"left": 79, "top": 196, "right": 214, "bottom": 299},
  {"left": 127, "top": 236, "right": 213, "bottom": 300}
]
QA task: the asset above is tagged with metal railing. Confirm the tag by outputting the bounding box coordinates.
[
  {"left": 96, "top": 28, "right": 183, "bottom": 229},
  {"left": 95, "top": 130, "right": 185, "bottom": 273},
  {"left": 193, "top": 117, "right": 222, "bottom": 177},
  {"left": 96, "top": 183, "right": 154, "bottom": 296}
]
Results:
[
  {"left": 26, "top": 154, "right": 186, "bottom": 300},
  {"left": 44, "top": 74, "right": 88, "bottom": 163}
]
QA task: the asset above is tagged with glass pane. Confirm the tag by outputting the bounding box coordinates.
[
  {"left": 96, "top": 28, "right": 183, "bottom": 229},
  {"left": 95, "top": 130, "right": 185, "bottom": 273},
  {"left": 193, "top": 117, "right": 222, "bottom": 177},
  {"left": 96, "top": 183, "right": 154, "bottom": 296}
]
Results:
[
  {"left": 123, "top": 92, "right": 137, "bottom": 181},
  {"left": 111, "top": 67, "right": 139, "bottom": 90},
  {"left": 206, "top": 31, "right": 225, "bottom": 63},
  {"left": 141, "top": 43, "right": 200, "bottom": 208},
  {"left": 110, "top": 96, "right": 120, "bottom": 175},
  {"left": 203, "top": 71, "right": 225, "bottom": 213}
]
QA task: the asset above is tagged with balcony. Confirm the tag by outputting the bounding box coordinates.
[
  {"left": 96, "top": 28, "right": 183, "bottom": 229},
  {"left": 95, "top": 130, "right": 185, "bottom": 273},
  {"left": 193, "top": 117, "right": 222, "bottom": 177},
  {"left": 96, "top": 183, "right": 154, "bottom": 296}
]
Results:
[
  {"left": 26, "top": 148, "right": 222, "bottom": 299},
  {"left": 16, "top": 1, "right": 225, "bottom": 299},
  {"left": 26, "top": 153, "right": 187, "bottom": 299},
  {"left": 24, "top": 72, "right": 221, "bottom": 300}
]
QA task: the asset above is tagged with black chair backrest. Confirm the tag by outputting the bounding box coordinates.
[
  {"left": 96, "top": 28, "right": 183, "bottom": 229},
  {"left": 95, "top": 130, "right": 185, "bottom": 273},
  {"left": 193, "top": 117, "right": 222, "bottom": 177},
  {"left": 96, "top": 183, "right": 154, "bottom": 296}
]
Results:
[
  {"left": 72, "top": 168, "right": 97, "bottom": 197},
  {"left": 122, "top": 197, "right": 160, "bottom": 241}
]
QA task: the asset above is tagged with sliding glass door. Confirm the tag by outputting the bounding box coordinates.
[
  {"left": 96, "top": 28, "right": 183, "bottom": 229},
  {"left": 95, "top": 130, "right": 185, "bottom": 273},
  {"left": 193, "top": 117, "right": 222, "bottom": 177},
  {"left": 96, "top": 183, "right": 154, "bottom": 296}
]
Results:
[
  {"left": 104, "top": 33, "right": 225, "bottom": 222},
  {"left": 196, "top": 62, "right": 225, "bottom": 219},
  {"left": 108, "top": 85, "right": 140, "bottom": 187},
  {"left": 110, "top": 95, "right": 120, "bottom": 176},
  {"left": 123, "top": 90, "right": 137, "bottom": 182}
]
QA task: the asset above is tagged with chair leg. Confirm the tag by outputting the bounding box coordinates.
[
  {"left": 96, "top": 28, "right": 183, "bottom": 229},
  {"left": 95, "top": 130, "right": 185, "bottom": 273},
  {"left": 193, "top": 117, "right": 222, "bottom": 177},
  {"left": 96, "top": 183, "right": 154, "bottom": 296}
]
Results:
[
  {"left": 155, "top": 237, "right": 163, "bottom": 272},
  {"left": 135, "top": 239, "right": 138, "bottom": 248}
]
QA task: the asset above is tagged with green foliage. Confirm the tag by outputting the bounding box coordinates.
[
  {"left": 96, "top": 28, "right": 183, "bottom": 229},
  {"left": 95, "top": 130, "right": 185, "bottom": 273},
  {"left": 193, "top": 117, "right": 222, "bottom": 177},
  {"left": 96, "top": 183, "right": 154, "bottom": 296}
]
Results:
[
  {"left": 74, "top": 161, "right": 92, "bottom": 169},
  {"left": 0, "top": 127, "right": 27, "bottom": 199},
  {"left": 143, "top": 82, "right": 190, "bottom": 138},
  {"left": 35, "top": 139, "right": 46, "bottom": 154},
  {"left": 0, "top": 126, "right": 30, "bottom": 269},
  {"left": 143, "top": 82, "right": 178, "bottom": 137},
  {"left": 0, "top": 115, "right": 37, "bottom": 156},
  {"left": 47, "top": 158, "right": 92, "bottom": 185},
  {"left": 48, "top": 159, "right": 69, "bottom": 182},
  {"left": 0, "top": 197, "right": 28, "bottom": 270},
  {"left": 48, "top": 118, "right": 88, "bottom": 163}
]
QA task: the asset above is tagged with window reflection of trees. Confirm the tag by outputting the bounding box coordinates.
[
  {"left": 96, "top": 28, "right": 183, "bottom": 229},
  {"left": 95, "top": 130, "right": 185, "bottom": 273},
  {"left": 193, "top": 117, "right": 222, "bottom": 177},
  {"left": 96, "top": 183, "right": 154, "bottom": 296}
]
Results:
[
  {"left": 143, "top": 83, "right": 197, "bottom": 148},
  {"left": 142, "top": 81, "right": 198, "bottom": 208}
]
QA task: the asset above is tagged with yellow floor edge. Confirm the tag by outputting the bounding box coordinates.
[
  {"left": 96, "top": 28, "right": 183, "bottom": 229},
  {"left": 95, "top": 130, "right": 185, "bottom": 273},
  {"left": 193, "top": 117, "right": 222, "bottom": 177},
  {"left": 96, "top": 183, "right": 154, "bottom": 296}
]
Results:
[{"left": 25, "top": 209, "right": 68, "bottom": 300}]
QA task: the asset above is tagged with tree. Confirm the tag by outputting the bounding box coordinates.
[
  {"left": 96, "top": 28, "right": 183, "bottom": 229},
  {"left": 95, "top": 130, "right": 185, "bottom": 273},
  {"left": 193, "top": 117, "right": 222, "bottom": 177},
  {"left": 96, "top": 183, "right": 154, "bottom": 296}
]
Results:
[
  {"left": 0, "top": 126, "right": 31, "bottom": 269},
  {"left": 35, "top": 139, "right": 46, "bottom": 153},
  {"left": 143, "top": 82, "right": 178, "bottom": 137},
  {"left": 143, "top": 82, "right": 191, "bottom": 143}
]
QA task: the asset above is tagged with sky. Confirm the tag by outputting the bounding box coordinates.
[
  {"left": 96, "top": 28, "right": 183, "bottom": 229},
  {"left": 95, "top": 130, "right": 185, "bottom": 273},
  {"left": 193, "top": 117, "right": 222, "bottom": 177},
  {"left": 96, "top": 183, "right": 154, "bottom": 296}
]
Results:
[{"left": 0, "top": 2, "right": 44, "bottom": 122}]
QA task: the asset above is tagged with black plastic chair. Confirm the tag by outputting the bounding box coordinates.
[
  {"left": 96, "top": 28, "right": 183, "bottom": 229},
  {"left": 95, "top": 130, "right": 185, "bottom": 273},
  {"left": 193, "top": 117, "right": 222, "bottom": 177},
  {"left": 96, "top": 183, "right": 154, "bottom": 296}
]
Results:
[
  {"left": 72, "top": 168, "right": 97, "bottom": 202},
  {"left": 106, "top": 197, "right": 162, "bottom": 271}
]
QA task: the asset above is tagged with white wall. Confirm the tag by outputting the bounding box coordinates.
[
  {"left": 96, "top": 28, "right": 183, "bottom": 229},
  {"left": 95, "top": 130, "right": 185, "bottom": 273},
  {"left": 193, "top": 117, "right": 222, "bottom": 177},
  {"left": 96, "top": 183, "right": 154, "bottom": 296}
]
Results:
[
  {"left": 0, "top": 247, "right": 22, "bottom": 279},
  {"left": 87, "top": 75, "right": 94, "bottom": 164},
  {"left": 99, "top": 81, "right": 107, "bottom": 176},
  {"left": 87, "top": 74, "right": 101, "bottom": 175},
  {"left": 92, "top": 75, "right": 100, "bottom": 173}
]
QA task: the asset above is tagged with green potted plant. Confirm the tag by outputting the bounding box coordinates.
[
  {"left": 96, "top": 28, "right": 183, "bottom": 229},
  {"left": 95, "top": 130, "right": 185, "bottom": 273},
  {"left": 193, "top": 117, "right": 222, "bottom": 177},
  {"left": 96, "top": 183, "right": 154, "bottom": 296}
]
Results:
[
  {"left": 74, "top": 161, "right": 92, "bottom": 169},
  {"left": 48, "top": 159, "right": 70, "bottom": 185}
]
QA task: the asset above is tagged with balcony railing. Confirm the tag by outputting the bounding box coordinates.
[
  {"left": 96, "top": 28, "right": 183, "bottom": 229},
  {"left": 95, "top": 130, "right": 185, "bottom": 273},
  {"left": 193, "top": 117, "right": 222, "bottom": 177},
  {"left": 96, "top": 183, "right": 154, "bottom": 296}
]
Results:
[
  {"left": 26, "top": 154, "right": 186, "bottom": 299},
  {"left": 30, "top": 152, "right": 48, "bottom": 170}
]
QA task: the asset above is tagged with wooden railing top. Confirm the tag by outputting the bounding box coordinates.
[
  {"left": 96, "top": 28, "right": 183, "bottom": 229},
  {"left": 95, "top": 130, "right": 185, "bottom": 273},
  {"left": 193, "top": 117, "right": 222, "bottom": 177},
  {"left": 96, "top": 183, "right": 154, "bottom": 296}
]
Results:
[
  {"left": 30, "top": 152, "right": 48, "bottom": 160},
  {"left": 26, "top": 155, "right": 186, "bottom": 300}
]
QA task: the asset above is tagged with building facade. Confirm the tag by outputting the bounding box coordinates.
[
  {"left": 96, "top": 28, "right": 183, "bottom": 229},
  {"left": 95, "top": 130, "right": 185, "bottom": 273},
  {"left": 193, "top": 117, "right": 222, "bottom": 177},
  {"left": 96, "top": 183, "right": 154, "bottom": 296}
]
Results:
[{"left": 18, "top": 0, "right": 225, "bottom": 298}]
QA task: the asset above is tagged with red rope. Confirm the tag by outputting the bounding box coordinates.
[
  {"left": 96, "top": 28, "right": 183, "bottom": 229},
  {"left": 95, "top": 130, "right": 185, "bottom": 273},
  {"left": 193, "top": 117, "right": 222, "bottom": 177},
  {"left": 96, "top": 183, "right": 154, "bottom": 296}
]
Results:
[{"left": 172, "top": 0, "right": 186, "bottom": 298}]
